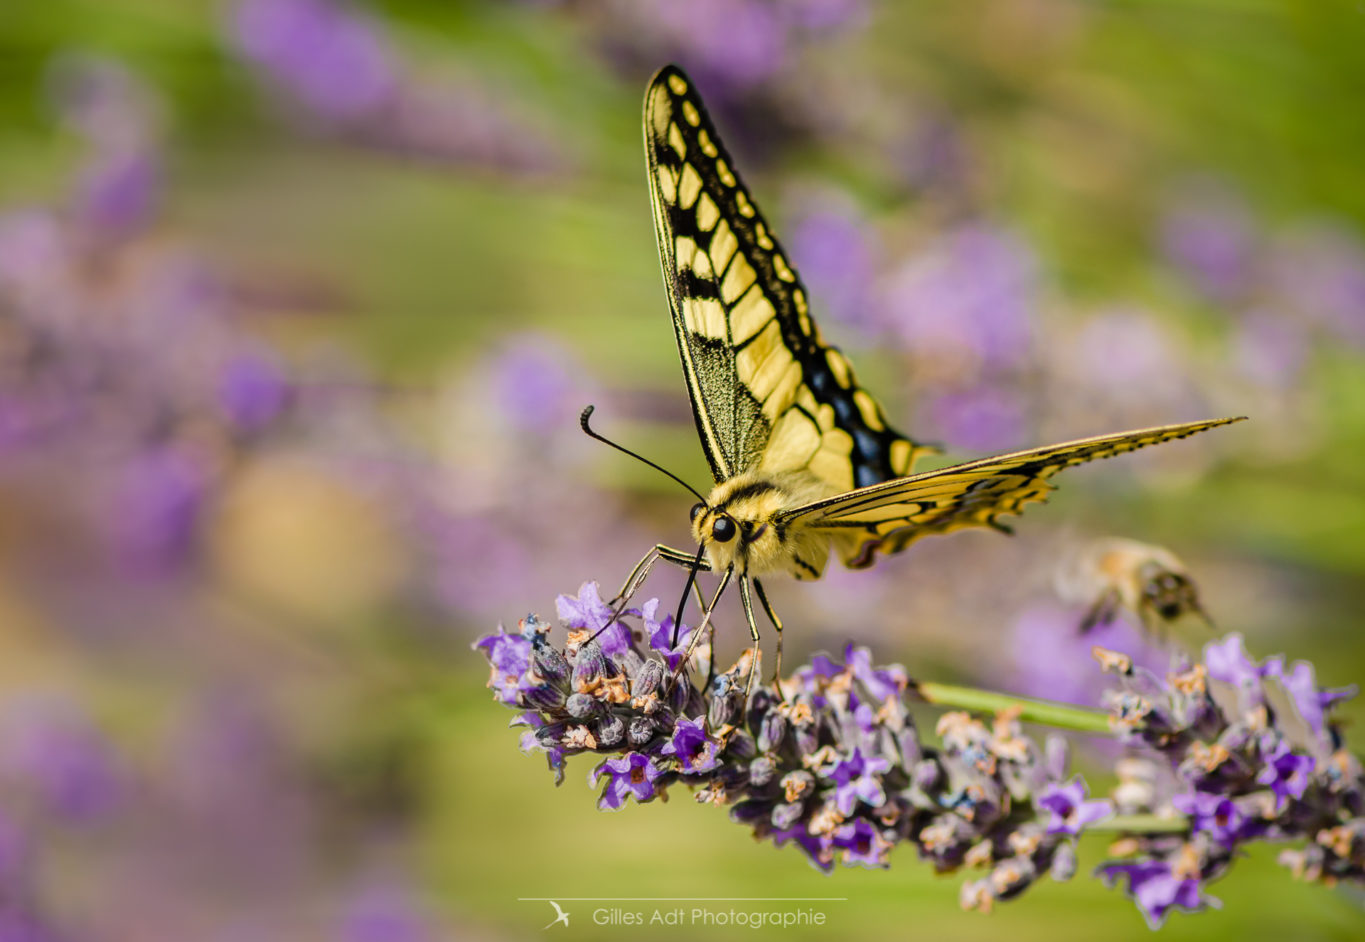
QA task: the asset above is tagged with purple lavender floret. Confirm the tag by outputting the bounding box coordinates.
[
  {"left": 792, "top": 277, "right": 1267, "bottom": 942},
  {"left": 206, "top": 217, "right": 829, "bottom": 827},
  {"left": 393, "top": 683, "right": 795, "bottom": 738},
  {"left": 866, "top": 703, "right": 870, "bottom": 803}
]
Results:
[
  {"left": 828, "top": 749, "right": 890, "bottom": 816},
  {"left": 1255, "top": 738, "right": 1316, "bottom": 811},
  {"left": 1099, "top": 851, "right": 1220, "bottom": 930},
  {"left": 642, "top": 598, "right": 694, "bottom": 671},
  {"left": 473, "top": 626, "right": 533, "bottom": 706},
  {"left": 1203, "top": 633, "right": 1267, "bottom": 705},
  {"left": 555, "top": 582, "right": 632, "bottom": 657},
  {"left": 1171, "top": 790, "right": 1259, "bottom": 848},
  {"left": 591, "top": 752, "right": 667, "bottom": 811},
  {"left": 661, "top": 716, "right": 721, "bottom": 774},
  {"left": 1036, "top": 778, "right": 1113, "bottom": 836}
]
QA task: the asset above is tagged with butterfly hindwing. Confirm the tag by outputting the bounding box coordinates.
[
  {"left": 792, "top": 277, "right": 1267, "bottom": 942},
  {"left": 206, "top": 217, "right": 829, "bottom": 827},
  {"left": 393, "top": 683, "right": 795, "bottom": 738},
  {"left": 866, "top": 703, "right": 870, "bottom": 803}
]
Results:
[
  {"left": 644, "top": 65, "right": 934, "bottom": 491},
  {"left": 779, "top": 417, "right": 1244, "bottom": 567}
]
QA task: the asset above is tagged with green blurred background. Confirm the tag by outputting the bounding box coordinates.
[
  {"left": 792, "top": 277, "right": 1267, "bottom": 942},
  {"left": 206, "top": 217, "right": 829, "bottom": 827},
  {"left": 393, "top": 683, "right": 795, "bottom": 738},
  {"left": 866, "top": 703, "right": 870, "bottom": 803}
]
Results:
[{"left": 0, "top": 0, "right": 1363, "bottom": 939}]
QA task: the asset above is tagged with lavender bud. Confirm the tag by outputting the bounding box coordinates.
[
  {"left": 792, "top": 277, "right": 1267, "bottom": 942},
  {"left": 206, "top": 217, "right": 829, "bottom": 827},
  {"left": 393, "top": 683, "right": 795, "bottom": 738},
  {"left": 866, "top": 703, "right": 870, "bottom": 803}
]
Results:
[
  {"left": 897, "top": 727, "right": 924, "bottom": 766},
  {"left": 793, "top": 721, "right": 820, "bottom": 757},
  {"left": 565, "top": 693, "right": 600, "bottom": 719},
  {"left": 571, "top": 641, "right": 610, "bottom": 692},
  {"left": 597, "top": 713, "right": 625, "bottom": 746},
  {"left": 1050, "top": 841, "right": 1078, "bottom": 881},
  {"left": 628, "top": 715, "right": 657, "bottom": 746},
  {"left": 749, "top": 754, "right": 778, "bottom": 787},
  {"left": 747, "top": 688, "right": 779, "bottom": 728},
  {"left": 757, "top": 709, "right": 788, "bottom": 752},
  {"left": 914, "top": 758, "right": 943, "bottom": 791},
  {"left": 780, "top": 770, "right": 816, "bottom": 804},
  {"left": 772, "top": 801, "right": 805, "bottom": 830},
  {"left": 727, "top": 730, "right": 757, "bottom": 761},
  {"left": 632, "top": 659, "right": 664, "bottom": 699},
  {"left": 990, "top": 856, "right": 1038, "bottom": 900},
  {"left": 522, "top": 683, "right": 566, "bottom": 711},
  {"left": 530, "top": 634, "right": 570, "bottom": 687},
  {"left": 709, "top": 684, "right": 740, "bottom": 728}
]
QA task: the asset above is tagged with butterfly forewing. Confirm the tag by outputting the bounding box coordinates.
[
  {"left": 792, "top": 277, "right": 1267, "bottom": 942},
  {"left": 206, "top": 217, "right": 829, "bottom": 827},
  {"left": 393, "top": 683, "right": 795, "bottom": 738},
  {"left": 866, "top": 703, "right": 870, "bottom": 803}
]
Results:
[
  {"left": 779, "top": 417, "right": 1244, "bottom": 567},
  {"left": 644, "top": 65, "right": 935, "bottom": 491}
]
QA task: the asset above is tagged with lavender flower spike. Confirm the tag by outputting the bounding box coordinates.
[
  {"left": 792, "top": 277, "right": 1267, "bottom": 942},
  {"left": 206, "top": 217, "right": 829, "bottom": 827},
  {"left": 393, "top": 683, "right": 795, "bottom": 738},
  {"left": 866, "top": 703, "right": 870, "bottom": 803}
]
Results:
[{"left": 479, "top": 588, "right": 1365, "bottom": 920}]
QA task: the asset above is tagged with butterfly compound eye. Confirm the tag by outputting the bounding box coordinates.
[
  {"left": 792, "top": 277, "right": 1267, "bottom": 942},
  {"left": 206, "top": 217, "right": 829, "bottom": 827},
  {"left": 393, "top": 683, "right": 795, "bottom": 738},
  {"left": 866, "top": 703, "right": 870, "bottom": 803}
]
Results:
[
  {"left": 690, "top": 502, "right": 706, "bottom": 523},
  {"left": 711, "top": 516, "right": 737, "bottom": 543}
]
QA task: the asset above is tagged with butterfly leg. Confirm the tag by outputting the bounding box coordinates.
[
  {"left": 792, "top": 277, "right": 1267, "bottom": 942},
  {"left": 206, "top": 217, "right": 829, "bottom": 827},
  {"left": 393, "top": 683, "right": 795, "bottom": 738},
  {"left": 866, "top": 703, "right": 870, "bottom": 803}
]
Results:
[
  {"left": 675, "top": 566, "right": 731, "bottom": 688},
  {"left": 612, "top": 544, "right": 710, "bottom": 604},
  {"left": 737, "top": 576, "right": 762, "bottom": 703},
  {"left": 753, "top": 578, "right": 784, "bottom": 689},
  {"left": 597, "top": 544, "right": 711, "bottom": 645}
]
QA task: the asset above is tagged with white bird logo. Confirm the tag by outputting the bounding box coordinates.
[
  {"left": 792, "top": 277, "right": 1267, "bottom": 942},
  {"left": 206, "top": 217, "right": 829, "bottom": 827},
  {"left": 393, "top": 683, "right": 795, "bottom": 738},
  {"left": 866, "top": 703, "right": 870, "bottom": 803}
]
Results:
[{"left": 543, "top": 901, "right": 570, "bottom": 930}]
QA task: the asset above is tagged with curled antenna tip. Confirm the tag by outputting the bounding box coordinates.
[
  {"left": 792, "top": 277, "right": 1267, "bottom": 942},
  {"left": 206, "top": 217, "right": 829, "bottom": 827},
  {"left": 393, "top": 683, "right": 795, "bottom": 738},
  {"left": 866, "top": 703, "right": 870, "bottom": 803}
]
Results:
[{"left": 577, "top": 403, "right": 706, "bottom": 504}]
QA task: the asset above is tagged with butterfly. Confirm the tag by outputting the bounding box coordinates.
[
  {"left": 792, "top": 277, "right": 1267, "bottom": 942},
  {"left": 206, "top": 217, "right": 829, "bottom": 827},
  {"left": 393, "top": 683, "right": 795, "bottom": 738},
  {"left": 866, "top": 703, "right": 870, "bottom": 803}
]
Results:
[{"left": 594, "top": 64, "right": 1243, "bottom": 696}]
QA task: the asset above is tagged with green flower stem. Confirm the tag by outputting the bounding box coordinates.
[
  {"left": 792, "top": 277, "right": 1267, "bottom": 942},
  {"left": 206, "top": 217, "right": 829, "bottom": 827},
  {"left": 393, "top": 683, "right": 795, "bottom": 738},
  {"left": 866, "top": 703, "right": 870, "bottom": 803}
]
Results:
[{"left": 911, "top": 681, "right": 1113, "bottom": 734}]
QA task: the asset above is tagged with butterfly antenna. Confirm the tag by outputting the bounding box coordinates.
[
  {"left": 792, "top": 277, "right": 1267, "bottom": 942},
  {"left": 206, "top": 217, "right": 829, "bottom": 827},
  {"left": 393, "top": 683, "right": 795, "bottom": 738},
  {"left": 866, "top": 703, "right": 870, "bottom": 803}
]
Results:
[{"left": 579, "top": 405, "right": 707, "bottom": 503}]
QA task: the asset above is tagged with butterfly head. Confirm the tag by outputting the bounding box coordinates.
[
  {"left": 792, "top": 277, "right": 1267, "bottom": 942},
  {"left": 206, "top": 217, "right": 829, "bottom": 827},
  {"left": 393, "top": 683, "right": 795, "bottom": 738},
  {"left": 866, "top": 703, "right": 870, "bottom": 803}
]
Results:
[{"left": 688, "top": 471, "right": 829, "bottom": 579}]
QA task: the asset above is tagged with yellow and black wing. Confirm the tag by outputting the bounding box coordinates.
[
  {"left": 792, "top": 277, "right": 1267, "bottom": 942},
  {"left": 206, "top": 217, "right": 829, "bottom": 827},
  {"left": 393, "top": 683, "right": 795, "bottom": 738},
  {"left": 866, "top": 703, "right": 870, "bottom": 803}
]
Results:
[
  {"left": 644, "top": 65, "right": 935, "bottom": 492},
  {"left": 778, "top": 417, "right": 1245, "bottom": 568}
]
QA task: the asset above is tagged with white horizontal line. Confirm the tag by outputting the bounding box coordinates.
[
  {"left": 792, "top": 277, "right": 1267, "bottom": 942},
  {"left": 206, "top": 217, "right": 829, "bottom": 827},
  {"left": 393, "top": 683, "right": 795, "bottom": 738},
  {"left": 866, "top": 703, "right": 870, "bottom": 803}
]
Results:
[{"left": 517, "top": 898, "right": 847, "bottom": 902}]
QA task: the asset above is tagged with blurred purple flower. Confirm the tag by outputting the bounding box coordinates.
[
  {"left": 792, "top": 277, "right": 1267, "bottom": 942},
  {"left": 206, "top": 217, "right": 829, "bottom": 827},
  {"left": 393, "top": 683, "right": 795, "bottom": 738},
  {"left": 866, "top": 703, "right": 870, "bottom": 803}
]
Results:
[
  {"left": 1067, "top": 307, "right": 1182, "bottom": 392},
  {"left": 1255, "top": 738, "right": 1315, "bottom": 811},
  {"left": 232, "top": 1, "right": 564, "bottom": 174},
  {"left": 777, "top": 0, "right": 868, "bottom": 32},
  {"left": 233, "top": 0, "right": 397, "bottom": 122},
  {"left": 1261, "top": 656, "right": 1356, "bottom": 746},
  {"left": 786, "top": 197, "right": 878, "bottom": 331},
  {"left": 0, "top": 699, "right": 120, "bottom": 821},
  {"left": 1268, "top": 222, "right": 1365, "bottom": 345},
  {"left": 920, "top": 383, "right": 1027, "bottom": 453},
  {"left": 1006, "top": 602, "right": 1164, "bottom": 707},
  {"left": 420, "top": 512, "right": 532, "bottom": 620},
  {"left": 487, "top": 336, "right": 583, "bottom": 435},
  {"left": 1036, "top": 778, "right": 1112, "bottom": 835},
  {"left": 831, "top": 816, "right": 891, "bottom": 868},
  {"left": 828, "top": 748, "right": 890, "bottom": 815},
  {"left": 1099, "top": 857, "right": 1218, "bottom": 929},
  {"left": 1230, "top": 310, "right": 1308, "bottom": 389},
  {"left": 0, "top": 210, "right": 70, "bottom": 289},
  {"left": 108, "top": 445, "right": 211, "bottom": 574},
  {"left": 899, "top": 111, "right": 969, "bottom": 193},
  {"left": 841, "top": 644, "right": 905, "bottom": 702},
  {"left": 879, "top": 222, "right": 1038, "bottom": 375},
  {"left": 1203, "top": 634, "right": 1264, "bottom": 691},
  {"left": 1161, "top": 185, "right": 1258, "bottom": 303},
  {"left": 76, "top": 150, "right": 160, "bottom": 235},
  {"left": 218, "top": 352, "right": 290, "bottom": 432},
  {"left": 341, "top": 882, "right": 434, "bottom": 942},
  {"left": 1171, "top": 790, "right": 1256, "bottom": 848},
  {"left": 647, "top": 0, "right": 787, "bottom": 91},
  {"left": 48, "top": 55, "right": 162, "bottom": 236}
]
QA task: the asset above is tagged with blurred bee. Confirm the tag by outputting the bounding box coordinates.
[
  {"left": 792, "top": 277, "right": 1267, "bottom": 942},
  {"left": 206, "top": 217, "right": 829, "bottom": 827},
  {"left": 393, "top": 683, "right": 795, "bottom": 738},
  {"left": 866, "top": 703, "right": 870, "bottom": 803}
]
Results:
[{"left": 1055, "top": 537, "right": 1211, "bottom": 637}]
